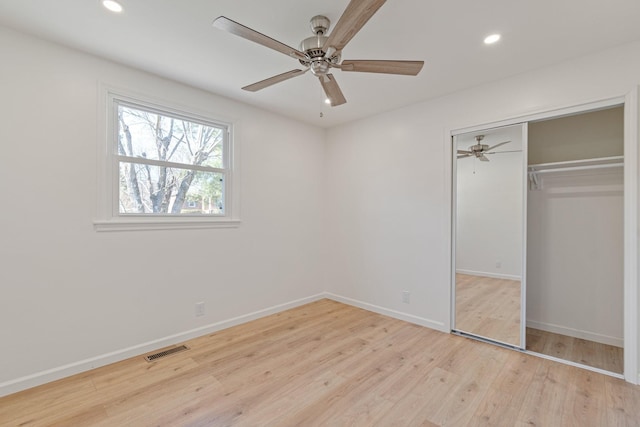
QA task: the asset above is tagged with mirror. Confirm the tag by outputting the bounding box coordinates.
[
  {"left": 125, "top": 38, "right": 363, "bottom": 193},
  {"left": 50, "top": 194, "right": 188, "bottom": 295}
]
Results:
[{"left": 453, "top": 124, "right": 526, "bottom": 348}]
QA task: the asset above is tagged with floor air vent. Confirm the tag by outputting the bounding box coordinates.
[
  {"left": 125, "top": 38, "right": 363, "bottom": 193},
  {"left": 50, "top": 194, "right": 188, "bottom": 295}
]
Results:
[{"left": 144, "top": 345, "right": 189, "bottom": 362}]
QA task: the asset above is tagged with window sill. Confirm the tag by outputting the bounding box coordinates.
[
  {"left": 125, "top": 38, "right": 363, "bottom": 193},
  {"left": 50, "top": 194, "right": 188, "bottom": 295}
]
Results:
[{"left": 93, "top": 218, "right": 241, "bottom": 232}]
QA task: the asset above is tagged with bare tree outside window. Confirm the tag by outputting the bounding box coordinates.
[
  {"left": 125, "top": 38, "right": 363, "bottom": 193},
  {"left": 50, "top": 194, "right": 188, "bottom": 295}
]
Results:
[{"left": 116, "top": 104, "right": 227, "bottom": 215}]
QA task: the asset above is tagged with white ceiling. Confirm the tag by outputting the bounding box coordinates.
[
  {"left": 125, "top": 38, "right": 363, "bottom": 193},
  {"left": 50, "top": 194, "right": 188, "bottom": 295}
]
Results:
[{"left": 2, "top": 0, "right": 640, "bottom": 128}]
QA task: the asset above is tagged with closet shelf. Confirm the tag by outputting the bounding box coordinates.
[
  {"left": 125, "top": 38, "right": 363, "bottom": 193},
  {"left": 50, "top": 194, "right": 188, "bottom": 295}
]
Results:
[{"left": 528, "top": 156, "right": 623, "bottom": 190}]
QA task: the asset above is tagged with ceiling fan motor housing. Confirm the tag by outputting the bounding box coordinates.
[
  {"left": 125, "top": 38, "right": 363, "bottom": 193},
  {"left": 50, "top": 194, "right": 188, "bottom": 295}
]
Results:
[
  {"left": 300, "top": 35, "right": 328, "bottom": 59},
  {"left": 299, "top": 15, "right": 341, "bottom": 74},
  {"left": 471, "top": 144, "right": 489, "bottom": 153}
]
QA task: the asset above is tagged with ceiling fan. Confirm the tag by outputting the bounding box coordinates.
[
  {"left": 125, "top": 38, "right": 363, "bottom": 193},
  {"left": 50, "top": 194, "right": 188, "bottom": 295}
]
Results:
[
  {"left": 457, "top": 135, "right": 513, "bottom": 162},
  {"left": 212, "top": 0, "right": 424, "bottom": 107}
]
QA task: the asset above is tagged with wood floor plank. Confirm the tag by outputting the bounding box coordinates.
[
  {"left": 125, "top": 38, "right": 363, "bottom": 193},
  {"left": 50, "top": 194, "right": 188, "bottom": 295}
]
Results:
[
  {"left": 561, "top": 369, "right": 607, "bottom": 427},
  {"left": 0, "top": 377, "right": 97, "bottom": 426},
  {"left": 526, "top": 327, "right": 623, "bottom": 374},
  {"left": 273, "top": 344, "right": 416, "bottom": 425},
  {"left": 1, "top": 299, "right": 638, "bottom": 427},
  {"left": 468, "top": 389, "right": 521, "bottom": 427},
  {"left": 604, "top": 375, "right": 640, "bottom": 426},
  {"left": 404, "top": 367, "right": 463, "bottom": 426},
  {"left": 515, "top": 360, "right": 572, "bottom": 426}
]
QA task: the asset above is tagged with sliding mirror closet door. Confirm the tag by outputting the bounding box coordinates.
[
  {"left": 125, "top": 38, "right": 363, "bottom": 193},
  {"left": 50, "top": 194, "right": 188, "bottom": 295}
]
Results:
[{"left": 453, "top": 124, "right": 528, "bottom": 348}]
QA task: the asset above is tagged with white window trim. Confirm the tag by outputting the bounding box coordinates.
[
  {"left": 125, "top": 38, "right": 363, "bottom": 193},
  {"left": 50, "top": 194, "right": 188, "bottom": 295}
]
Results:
[{"left": 94, "top": 85, "right": 241, "bottom": 231}]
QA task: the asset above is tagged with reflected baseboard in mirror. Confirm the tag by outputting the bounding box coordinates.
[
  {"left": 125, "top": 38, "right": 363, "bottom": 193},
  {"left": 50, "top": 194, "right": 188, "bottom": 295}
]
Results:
[
  {"left": 526, "top": 328, "right": 623, "bottom": 374},
  {"left": 455, "top": 273, "right": 521, "bottom": 346}
]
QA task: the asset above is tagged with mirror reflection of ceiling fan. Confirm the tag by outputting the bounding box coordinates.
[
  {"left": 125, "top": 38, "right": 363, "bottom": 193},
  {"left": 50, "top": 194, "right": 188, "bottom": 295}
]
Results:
[
  {"left": 212, "top": 0, "right": 424, "bottom": 107},
  {"left": 457, "top": 135, "right": 516, "bottom": 162}
]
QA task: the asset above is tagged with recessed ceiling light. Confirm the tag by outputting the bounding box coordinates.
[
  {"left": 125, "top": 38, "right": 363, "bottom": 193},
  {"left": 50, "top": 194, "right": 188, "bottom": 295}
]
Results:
[
  {"left": 102, "top": 0, "right": 123, "bottom": 13},
  {"left": 484, "top": 34, "right": 501, "bottom": 45}
]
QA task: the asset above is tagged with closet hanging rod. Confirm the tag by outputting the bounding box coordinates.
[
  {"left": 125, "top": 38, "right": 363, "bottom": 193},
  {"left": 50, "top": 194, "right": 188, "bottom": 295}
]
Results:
[
  {"left": 529, "top": 163, "right": 623, "bottom": 174},
  {"left": 528, "top": 155, "right": 623, "bottom": 171},
  {"left": 528, "top": 156, "right": 623, "bottom": 190}
]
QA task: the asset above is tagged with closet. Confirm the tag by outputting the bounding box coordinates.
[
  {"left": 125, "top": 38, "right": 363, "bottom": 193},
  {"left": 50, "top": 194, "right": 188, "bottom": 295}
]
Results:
[
  {"left": 526, "top": 106, "right": 624, "bottom": 373},
  {"left": 451, "top": 105, "right": 625, "bottom": 375}
]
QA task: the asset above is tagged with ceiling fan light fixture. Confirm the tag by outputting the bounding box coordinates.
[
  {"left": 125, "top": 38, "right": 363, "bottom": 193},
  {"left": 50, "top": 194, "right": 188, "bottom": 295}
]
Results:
[
  {"left": 324, "top": 98, "right": 332, "bottom": 105},
  {"left": 102, "top": 0, "right": 123, "bottom": 13},
  {"left": 484, "top": 34, "right": 501, "bottom": 45}
]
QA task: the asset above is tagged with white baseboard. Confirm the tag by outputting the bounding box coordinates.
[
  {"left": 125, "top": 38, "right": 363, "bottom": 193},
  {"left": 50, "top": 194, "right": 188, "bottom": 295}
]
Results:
[
  {"left": 0, "top": 293, "right": 326, "bottom": 398},
  {"left": 527, "top": 319, "right": 623, "bottom": 348},
  {"left": 324, "top": 292, "right": 448, "bottom": 333},
  {"left": 456, "top": 269, "right": 521, "bottom": 281}
]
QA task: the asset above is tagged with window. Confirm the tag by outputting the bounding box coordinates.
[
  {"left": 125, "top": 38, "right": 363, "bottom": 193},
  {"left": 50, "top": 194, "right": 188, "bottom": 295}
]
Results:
[{"left": 95, "top": 89, "right": 239, "bottom": 231}]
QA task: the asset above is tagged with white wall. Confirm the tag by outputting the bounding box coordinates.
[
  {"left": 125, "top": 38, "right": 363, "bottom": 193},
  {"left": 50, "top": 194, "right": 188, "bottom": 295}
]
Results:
[
  {"left": 527, "top": 170, "right": 624, "bottom": 346},
  {"left": 324, "top": 39, "right": 640, "bottom": 372},
  {"left": 0, "top": 26, "right": 326, "bottom": 394}
]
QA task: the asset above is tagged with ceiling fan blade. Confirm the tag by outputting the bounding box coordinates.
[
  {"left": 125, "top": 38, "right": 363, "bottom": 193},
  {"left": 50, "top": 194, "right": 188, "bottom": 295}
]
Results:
[
  {"left": 322, "top": 0, "right": 387, "bottom": 52},
  {"left": 478, "top": 154, "right": 490, "bottom": 162},
  {"left": 213, "top": 16, "right": 307, "bottom": 62},
  {"left": 457, "top": 150, "right": 472, "bottom": 155},
  {"left": 457, "top": 154, "right": 472, "bottom": 159},
  {"left": 486, "top": 140, "right": 511, "bottom": 151},
  {"left": 319, "top": 74, "right": 347, "bottom": 107},
  {"left": 242, "top": 69, "right": 308, "bottom": 92},
  {"left": 340, "top": 60, "right": 424, "bottom": 76}
]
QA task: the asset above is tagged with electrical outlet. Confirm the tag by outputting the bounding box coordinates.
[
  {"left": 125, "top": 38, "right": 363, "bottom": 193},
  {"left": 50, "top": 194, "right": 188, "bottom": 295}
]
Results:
[
  {"left": 402, "top": 290, "right": 410, "bottom": 304},
  {"left": 195, "top": 301, "right": 205, "bottom": 317},
  {"left": 495, "top": 261, "right": 502, "bottom": 269}
]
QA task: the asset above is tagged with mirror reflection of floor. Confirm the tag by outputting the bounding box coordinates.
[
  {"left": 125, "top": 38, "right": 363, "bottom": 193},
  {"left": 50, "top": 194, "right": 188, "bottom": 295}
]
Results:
[
  {"left": 455, "top": 273, "right": 521, "bottom": 346},
  {"left": 526, "top": 328, "right": 623, "bottom": 374}
]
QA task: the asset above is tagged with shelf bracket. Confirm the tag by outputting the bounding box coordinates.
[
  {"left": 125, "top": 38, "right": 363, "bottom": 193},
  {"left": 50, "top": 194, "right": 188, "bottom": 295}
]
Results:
[{"left": 528, "top": 169, "right": 542, "bottom": 190}]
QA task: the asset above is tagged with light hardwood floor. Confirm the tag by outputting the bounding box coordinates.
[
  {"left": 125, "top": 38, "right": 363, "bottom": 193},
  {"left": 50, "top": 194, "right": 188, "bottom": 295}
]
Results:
[
  {"left": 455, "top": 273, "right": 521, "bottom": 346},
  {"left": 526, "top": 327, "right": 624, "bottom": 374},
  {"left": 1, "top": 299, "right": 639, "bottom": 426}
]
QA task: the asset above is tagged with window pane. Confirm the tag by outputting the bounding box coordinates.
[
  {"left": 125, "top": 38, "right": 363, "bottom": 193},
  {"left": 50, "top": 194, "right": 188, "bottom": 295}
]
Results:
[
  {"left": 117, "top": 104, "right": 224, "bottom": 169},
  {"left": 119, "top": 162, "right": 224, "bottom": 215}
]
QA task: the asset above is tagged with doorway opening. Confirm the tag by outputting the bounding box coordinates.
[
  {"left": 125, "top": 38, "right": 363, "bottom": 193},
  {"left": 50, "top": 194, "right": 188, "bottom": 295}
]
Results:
[{"left": 526, "top": 106, "right": 624, "bottom": 374}]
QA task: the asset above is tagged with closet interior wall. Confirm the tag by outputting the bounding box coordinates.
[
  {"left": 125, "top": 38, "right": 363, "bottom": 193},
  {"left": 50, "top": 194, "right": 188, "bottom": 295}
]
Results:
[{"left": 526, "top": 107, "right": 624, "bottom": 348}]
